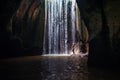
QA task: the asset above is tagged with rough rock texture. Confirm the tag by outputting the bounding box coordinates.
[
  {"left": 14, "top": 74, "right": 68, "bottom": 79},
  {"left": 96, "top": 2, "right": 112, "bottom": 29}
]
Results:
[
  {"left": 77, "top": 0, "right": 120, "bottom": 67},
  {"left": 105, "top": 0, "right": 120, "bottom": 66},
  {"left": 0, "top": 0, "right": 21, "bottom": 58},
  {"left": 11, "top": 0, "right": 45, "bottom": 49}
]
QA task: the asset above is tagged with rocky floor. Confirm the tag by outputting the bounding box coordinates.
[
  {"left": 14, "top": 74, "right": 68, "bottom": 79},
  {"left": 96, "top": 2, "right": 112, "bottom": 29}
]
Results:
[{"left": 0, "top": 55, "right": 120, "bottom": 80}]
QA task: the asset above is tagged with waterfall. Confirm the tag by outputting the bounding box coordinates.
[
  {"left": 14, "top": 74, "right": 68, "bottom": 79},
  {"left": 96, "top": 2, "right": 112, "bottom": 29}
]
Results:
[{"left": 43, "top": 0, "right": 78, "bottom": 54}]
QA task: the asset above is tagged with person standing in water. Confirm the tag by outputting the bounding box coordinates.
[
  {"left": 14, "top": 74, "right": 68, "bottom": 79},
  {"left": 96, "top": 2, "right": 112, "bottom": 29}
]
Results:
[{"left": 72, "top": 43, "right": 75, "bottom": 55}]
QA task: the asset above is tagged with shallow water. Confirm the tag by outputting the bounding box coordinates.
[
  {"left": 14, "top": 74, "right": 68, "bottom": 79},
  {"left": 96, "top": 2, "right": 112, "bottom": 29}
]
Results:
[{"left": 0, "top": 56, "right": 120, "bottom": 80}]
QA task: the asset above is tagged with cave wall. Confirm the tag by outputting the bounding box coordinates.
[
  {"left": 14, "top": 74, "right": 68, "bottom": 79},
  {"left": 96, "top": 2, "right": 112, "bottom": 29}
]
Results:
[
  {"left": 11, "top": 0, "right": 45, "bottom": 49},
  {"left": 11, "top": 0, "right": 45, "bottom": 55},
  {"left": 0, "top": 0, "right": 21, "bottom": 58},
  {"left": 77, "top": 0, "right": 120, "bottom": 67},
  {"left": 0, "top": 0, "right": 45, "bottom": 57},
  {"left": 105, "top": 0, "right": 120, "bottom": 65}
]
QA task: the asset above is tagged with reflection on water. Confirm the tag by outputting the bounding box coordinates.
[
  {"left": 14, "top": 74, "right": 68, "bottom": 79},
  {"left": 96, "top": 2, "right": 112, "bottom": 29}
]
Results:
[
  {"left": 41, "top": 56, "right": 88, "bottom": 80},
  {"left": 0, "top": 56, "right": 120, "bottom": 80}
]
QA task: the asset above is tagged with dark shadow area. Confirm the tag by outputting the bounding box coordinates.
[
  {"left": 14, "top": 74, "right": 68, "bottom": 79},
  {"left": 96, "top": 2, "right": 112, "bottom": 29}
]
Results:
[
  {"left": 88, "top": 0, "right": 113, "bottom": 67},
  {"left": 0, "top": 0, "right": 43, "bottom": 59},
  {"left": 0, "top": 0, "right": 21, "bottom": 58},
  {"left": 77, "top": 0, "right": 120, "bottom": 68}
]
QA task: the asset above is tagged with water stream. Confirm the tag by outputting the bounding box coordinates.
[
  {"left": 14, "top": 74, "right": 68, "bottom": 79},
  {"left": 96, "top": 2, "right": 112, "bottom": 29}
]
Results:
[{"left": 43, "top": 0, "right": 78, "bottom": 54}]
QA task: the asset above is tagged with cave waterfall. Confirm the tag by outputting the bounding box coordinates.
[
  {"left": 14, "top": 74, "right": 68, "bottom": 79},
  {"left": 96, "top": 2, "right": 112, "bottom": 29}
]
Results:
[{"left": 43, "top": 0, "right": 78, "bottom": 55}]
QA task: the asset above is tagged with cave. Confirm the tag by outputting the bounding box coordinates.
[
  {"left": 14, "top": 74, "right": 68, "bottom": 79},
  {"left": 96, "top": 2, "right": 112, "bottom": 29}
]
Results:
[{"left": 0, "top": 0, "right": 120, "bottom": 80}]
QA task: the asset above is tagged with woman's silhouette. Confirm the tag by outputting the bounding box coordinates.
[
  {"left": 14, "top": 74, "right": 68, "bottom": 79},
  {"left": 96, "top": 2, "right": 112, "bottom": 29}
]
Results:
[{"left": 72, "top": 43, "right": 75, "bottom": 54}]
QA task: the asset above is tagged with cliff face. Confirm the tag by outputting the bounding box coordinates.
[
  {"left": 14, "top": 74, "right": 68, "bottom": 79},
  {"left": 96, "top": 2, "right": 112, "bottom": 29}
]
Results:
[
  {"left": 0, "top": 0, "right": 21, "bottom": 57},
  {"left": 105, "top": 0, "right": 120, "bottom": 66},
  {"left": 11, "top": 0, "right": 45, "bottom": 49},
  {"left": 76, "top": 0, "right": 120, "bottom": 66},
  {"left": 0, "top": 0, "right": 45, "bottom": 57},
  {"left": 106, "top": 0, "right": 120, "bottom": 55}
]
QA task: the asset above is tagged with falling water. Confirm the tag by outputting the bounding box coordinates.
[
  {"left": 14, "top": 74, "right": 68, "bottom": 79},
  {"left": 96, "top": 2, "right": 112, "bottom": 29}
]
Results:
[{"left": 43, "top": 0, "right": 77, "bottom": 54}]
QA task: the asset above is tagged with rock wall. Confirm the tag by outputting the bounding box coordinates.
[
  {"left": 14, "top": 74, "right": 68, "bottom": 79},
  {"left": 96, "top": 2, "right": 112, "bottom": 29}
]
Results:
[
  {"left": 77, "top": 0, "right": 120, "bottom": 67},
  {"left": 105, "top": 0, "right": 120, "bottom": 66},
  {"left": 10, "top": 0, "right": 45, "bottom": 53}
]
